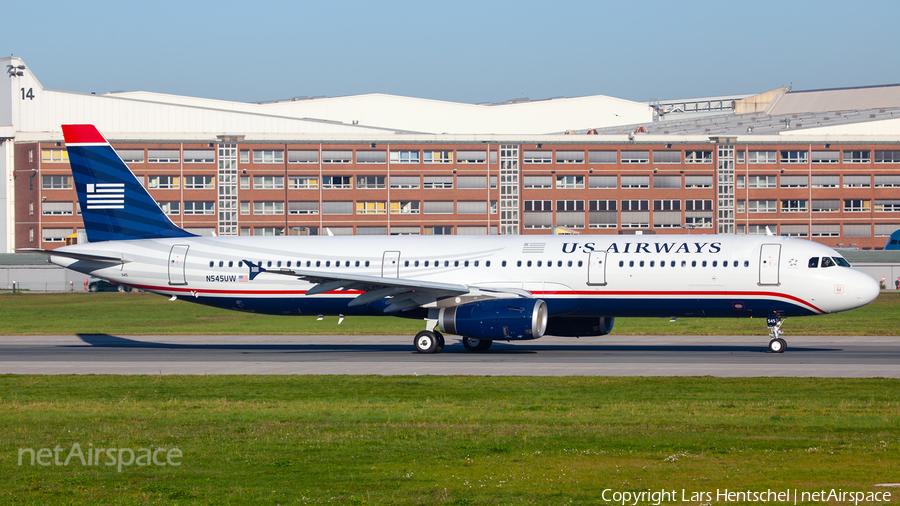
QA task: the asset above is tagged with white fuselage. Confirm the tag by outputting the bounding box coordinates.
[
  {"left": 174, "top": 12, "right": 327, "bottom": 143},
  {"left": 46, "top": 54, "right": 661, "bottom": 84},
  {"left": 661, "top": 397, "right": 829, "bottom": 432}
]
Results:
[{"left": 51, "top": 234, "right": 879, "bottom": 320}]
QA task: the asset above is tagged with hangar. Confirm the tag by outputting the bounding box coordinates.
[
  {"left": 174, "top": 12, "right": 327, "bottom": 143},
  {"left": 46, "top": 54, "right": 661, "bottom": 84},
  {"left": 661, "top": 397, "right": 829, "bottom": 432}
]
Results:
[{"left": 3, "top": 55, "right": 900, "bottom": 253}]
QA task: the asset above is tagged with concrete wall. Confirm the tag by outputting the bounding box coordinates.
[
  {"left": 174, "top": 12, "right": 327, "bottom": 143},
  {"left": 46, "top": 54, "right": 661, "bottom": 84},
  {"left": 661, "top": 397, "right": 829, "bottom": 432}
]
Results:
[{"left": 1, "top": 264, "right": 91, "bottom": 292}]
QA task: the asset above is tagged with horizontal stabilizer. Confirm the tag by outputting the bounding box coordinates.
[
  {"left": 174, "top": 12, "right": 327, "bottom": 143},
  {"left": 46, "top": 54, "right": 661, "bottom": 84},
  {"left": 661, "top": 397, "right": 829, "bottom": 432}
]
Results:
[{"left": 18, "top": 248, "right": 127, "bottom": 264}]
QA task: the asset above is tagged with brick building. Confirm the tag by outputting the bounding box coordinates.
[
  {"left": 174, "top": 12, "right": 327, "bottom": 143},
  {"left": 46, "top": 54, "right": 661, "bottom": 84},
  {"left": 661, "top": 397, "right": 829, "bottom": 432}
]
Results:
[{"left": 4, "top": 56, "right": 900, "bottom": 252}]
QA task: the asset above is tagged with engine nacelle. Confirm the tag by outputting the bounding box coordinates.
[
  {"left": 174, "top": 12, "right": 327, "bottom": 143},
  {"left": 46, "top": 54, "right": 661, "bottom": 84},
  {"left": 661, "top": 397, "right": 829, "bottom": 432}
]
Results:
[
  {"left": 545, "top": 316, "right": 615, "bottom": 337},
  {"left": 439, "top": 298, "right": 548, "bottom": 340}
]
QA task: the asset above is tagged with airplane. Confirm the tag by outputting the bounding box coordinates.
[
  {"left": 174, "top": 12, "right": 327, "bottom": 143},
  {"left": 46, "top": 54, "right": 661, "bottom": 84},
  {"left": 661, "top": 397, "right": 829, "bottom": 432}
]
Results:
[{"left": 26, "top": 124, "right": 881, "bottom": 354}]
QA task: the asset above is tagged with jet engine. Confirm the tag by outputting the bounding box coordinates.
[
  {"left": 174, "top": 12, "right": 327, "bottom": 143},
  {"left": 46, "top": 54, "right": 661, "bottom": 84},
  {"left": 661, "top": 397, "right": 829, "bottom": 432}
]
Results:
[
  {"left": 438, "top": 298, "right": 548, "bottom": 340},
  {"left": 545, "top": 316, "right": 615, "bottom": 337}
]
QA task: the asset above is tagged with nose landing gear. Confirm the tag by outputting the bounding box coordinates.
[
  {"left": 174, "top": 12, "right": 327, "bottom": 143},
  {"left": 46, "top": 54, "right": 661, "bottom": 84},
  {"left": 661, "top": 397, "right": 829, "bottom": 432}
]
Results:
[{"left": 767, "top": 315, "right": 787, "bottom": 353}]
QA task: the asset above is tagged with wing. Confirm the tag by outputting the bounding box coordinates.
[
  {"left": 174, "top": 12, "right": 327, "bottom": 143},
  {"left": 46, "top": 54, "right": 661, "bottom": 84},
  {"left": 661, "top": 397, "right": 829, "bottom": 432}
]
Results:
[{"left": 242, "top": 260, "right": 529, "bottom": 313}]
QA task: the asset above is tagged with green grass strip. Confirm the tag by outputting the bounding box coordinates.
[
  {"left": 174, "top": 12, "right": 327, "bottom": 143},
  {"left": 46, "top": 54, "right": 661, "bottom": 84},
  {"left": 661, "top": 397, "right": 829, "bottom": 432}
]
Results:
[{"left": 1, "top": 376, "right": 898, "bottom": 504}]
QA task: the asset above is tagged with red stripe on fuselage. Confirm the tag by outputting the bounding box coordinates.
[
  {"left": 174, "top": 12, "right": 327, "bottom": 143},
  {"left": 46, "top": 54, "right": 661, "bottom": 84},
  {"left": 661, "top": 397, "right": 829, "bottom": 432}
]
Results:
[{"left": 125, "top": 284, "right": 824, "bottom": 314}]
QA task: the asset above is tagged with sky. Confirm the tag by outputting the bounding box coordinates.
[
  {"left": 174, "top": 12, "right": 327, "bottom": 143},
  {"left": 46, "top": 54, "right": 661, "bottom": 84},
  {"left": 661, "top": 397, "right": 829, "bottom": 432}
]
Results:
[{"left": 9, "top": 0, "right": 900, "bottom": 105}]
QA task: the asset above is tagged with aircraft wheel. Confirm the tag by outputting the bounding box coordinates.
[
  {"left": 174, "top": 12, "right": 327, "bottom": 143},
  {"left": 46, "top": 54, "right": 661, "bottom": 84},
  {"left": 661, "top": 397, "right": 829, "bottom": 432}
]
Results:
[
  {"left": 414, "top": 331, "right": 440, "bottom": 354},
  {"left": 462, "top": 337, "right": 492, "bottom": 352},
  {"left": 768, "top": 338, "right": 787, "bottom": 353},
  {"left": 434, "top": 331, "right": 445, "bottom": 353}
]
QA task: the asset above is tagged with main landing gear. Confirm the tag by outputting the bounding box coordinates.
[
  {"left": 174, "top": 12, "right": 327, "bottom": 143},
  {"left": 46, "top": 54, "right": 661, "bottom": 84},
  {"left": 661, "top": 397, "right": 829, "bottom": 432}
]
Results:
[
  {"left": 767, "top": 315, "right": 787, "bottom": 353},
  {"left": 414, "top": 330, "right": 445, "bottom": 354},
  {"left": 461, "top": 337, "right": 492, "bottom": 352}
]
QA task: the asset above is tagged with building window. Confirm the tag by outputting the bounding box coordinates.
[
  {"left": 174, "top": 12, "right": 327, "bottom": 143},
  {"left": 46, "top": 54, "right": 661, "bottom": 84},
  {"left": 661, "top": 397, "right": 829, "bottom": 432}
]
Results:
[
  {"left": 423, "top": 150, "right": 453, "bottom": 163},
  {"left": 184, "top": 176, "right": 215, "bottom": 189},
  {"left": 240, "top": 176, "right": 250, "bottom": 189},
  {"left": 240, "top": 150, "right": 250, "bottom": 163},
  {"left": 183, "top": 150, "right": 215, "bottom": 163},
  {"left": 589, "top": 200, "right": 617, "bottom": 228},
  {"left": 588, "top": 151, "right": 617, "bottom": 163},
  {"left": 289, "top": 176, "right": 318, "bottom": 189},
  {"left": 240, "top": 202, "right": 250, "bottom": 215},
  {"left": 41, "top": 202, "right": 74, "bottom": 215},
  {"left": 748, "top": 151, "right": 777, "bottom": 164},
  {"left": 523, "top": 176, "right": 552, "bottom": 189},
  {"left": 356, "top": 201, "right": 386, "bottom": 214},
  {"left": 41, "top": 149, "right": 69, "bottom": 163},
  {"left": 251, "top": 175, "right": 284, "bottom": 189},
  {"left": 29, "top": 201, "right": 33, "bottom": 216},
  {"left": 423, "top": 201, "right": 454, "bottom": 214},
  {"left": 685, "top": 199, "right": 713, "bottom": 211},
  {"left": 588, "top": 175, "right": 617, "bottom": 189},
  {"left": 780, "top": 150, "right": 808, "bottom": 164},
  {"left": 386, "top": 176, "right": 418, "bottom": 189},
  {"left": 811, "top": 200, "right": 839, "bottom": 213},
  {"left": 653, "top": 175, "right": 681, "bottom": 189},
  {"left": 843, "top": 199, "right": 871, "bottom": 212},
  {"left": 184, "top": 201, "right": 215, "bottom": 215},
  {"left": 42, "top": 228, "right": 72, "bottom": 243},
  {"left": 780, "top": 224, "right": 809, "bottom": 237},
  {"left": 357, "top": 176, "right": 386, "bottom": 189},
  {"left": 684, "top": 151, "right": 712, "bottom": 164},
  {"left": 119, "top": 149, "right": 144, "bottom": 163},
  {"left": 457, "top": 176, "right": 487, "bottom": 189},
  {"left": 780, "top": 200, "right": 808, "bottom": 213},
  {"left": 685, "top": 175, "right": 712, "bottom": 188},
  {"left": 556, "top": 176, "right": 584, "bottom": 189},
  {"left": 843, "top": 175, "right": 870, "bottom": 188},
  {"left": 160, "top": 202, "right": 180, "bottom": 215},
  {"left": 653, "top": 151, "right": 681, "bottom": 163},
  {"left": 653, "top": 199, "right": 681, "bottom": 211},
  {"left": 255, "top": 227, "right": 285, "bottom": 236},
  {"left": 424, "top": 226, "right": 453, "bottom": 235},
  {"left": 253, "top": 150, "right": 284, "bottom": 164},
  {"left": 253, "top": 201, "right": 284, "bottom": 215},
  {"left": 843, "top": 150, "right": 870, "bottom": 163},
  {"left": 522, "top": 151, "right": 552, "bottom": 164},
  {"left": 149, "top": 176, "right": 180, "bottom": 189},
  {"left": 390, "top": 150, "right": 419, "bottom": 164},
  {"left": 653, "top": 199, "right": 681, "bottom": 228},
  {"left": 811, "top": 175, "right": 839, "bottom": 188},
  {"left": 287, "top": 149, "right": 318, "bottom": 163},
  {"left": 875, "top": 151, "right": 900, "bottom": 163},
  {"left": 749, "top": 200, "right": 777, "bottom": 213},
  {"left": 747, "top": 175, "right": 777, "bottom": 188},
  {"left": 621, "top": 176, "right": 649, "bottom": 188},
  {"left": 621, "top": 151, "right": 649, "bottom": 164},
  {"left": 875, "top": 224, "right": 900, "bottom": 236},
  {"left": 322, "top": 201, "right": 353, "bottom": 215},
  {"left": 457, "top": 150, "right": 487, "bottom": 164},
  {"left": 811, "top": 151, "right": 839, "bottom": 164},
  {"left": 322, "top": 176, "right": 352, "bottom": 189},
  {"left": 736, "top": 175, "right": 744, "bottom": 189},
  {"left": 556, "top": 200, "right": 585, "bottom": 228},
  {"left": 288, "top": 202, "right": 319, "bottom": 215},
  {"left": 148, "top": 150, "right": 180, "bottom": 163},
  {"left": 811, "top": 224, "right": 840, "bottom": 237},
  {"left": 390, "top": 201, "right": 420, "bottom": 214},
  {"left": 457, "top": 201, "right": 487, "bottom": 214},
  {"left": 843, "top": 224, "right": 871, "bottom": 237},
  {"left": 423, "top": 176, "right": 453, "bottom": 189},
  {"left": 736, "top": 200, "right": 745, "bottom": 213},
  {"left": 524, "top": 200, "right": 552, "bottom": 229},
  {"left": 556, "top": 150, "right": 585, "bottom": 163},
  {"left": 874, "top": 200, "right": 900, "bottom": 212},
  {"left": 874, "top": 175, "right": 900, "bottom": 187},
  {"left": 41, "top": 175, "right": 72, "bottom": 189},
  {"left": 779, "top": 175, "right": 808, "bottom": 188},
  {"left": 322, "top": 150, "right": 352, "bottom": 163},
  {"left": 621, "top": 200, "right": 649, "bottom": 228}
]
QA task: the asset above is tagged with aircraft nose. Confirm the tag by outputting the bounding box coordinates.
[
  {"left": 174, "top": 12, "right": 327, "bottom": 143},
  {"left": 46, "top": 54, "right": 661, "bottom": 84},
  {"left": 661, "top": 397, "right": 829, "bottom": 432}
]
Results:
[{"left": 855, "top": 271, "right": 881, "bottom": 307}]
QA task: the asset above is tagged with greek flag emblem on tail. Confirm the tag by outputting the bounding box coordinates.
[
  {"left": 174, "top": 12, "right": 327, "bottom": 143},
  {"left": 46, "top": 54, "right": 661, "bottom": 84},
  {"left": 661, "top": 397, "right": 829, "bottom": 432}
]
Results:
[
  {"left": 61, "top": 124, "right": 195, "bottom": 242},
  {"left": 86, "top": 183, "right": 125, "bottom": 210}
]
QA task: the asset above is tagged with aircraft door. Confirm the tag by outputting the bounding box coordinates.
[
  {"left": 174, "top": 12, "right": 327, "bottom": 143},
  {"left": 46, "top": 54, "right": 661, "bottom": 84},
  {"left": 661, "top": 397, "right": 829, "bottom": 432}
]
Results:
[
  {"left": 587, "top": 251, "right": 608, "bottom": 286},
  {"left": 759, "top": 244, "right": 781, "bottom": 285},
  {"left": 382, "top": 251, "right": 400, "bottom": 278},
  {"left": 168, "top": 245, "right": 190, "bottom": 285}
]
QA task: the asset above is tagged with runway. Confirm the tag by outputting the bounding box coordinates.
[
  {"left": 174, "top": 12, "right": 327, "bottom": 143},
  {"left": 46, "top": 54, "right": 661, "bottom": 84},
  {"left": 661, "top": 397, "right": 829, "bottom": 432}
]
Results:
[{"left": 0, "top": 334, "right": 898, "bottom": 377}]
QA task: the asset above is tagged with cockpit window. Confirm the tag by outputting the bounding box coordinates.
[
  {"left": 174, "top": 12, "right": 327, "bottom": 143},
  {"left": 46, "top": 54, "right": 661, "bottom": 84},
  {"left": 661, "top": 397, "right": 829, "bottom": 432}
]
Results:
[
  {"left": 808, "top": 257, "right": 819, "bottom": 268},
  {"left": 833, "top": 256, "right": 851, "bottom": 267},
  {"left": 821, "top": 257, "right": 835, "bottom": 268}
]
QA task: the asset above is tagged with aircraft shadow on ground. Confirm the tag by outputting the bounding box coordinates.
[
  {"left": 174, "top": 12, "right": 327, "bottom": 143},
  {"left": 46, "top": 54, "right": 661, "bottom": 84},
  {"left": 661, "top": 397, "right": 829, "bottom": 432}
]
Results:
[{"left": 74, "top": 334, "right": 838, "bottom": 354}]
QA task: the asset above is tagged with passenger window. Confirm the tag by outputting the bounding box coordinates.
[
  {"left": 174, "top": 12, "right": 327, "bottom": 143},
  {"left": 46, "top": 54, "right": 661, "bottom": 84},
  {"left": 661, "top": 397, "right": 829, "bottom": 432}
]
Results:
[
  {"left": 578, "top": 260, "right": 583, "bottom": 267},
  {"left": 692, "top": 261, "right": 697, "bottom": 267},
  {"left": 267, "top": 261, "right": 272, "bottom": 267},
  {"left": 218, "top": 261, "right": 224, "bottom": 267},
  {"left": 517, "top": 261, "right": 522, "bottom": 267},
  {"left": 639, "top": 261, "right": 645, "bottom": 267},
  {"left": 365, "top": 261, "right": 370, "bottom": 267},
  {"left": 712, "top": 261, "right": 717, "bottom": 267},
  {"left": 821, "top": 257, "right": 834, "bottom": 268},
  {"left": 702, "top": 260, "right": 707, "bottom": 267},
  {"left": 209, "top": 261, "right": 214, "bottom": 267},
  {"left": 619, "top": 261, "right": 624, "bottom": 267},
  {"left": 424, "top": 261, "right": 429, "bottom": 267},
  {"left": 527, "top": 261, "right": 532, "bottom": 267},
  {"left": 721, "top": 261, "right": 727, "bottom": 268},
  {"left": 464, "top": 261, "right": 469, "bottom": 267},
  {"left": 500, "top": 260, "right": 505, "bottom": 267},
  {"left": 414, "top": 260, "right": 419, "bottom": 267},
  {"left": 670, "top": 261, "right": 675, "bottom": 267},
  {"left": 485, "top": 260, "right": 490, "bottom": 267},
  {"left": 445, "top": 261, "right": 450, "bottom": 267},
  {"left": 277, "top": 261, "right": 282, "bottom": 267},
  {"left": 404, "top": 261, "right": 409, "bottom": 267},
  {"left": 808, "top": 257, "right": 819, "bottom": 268},
  {"left": 629, "top": 260, "right": 634, "bottom": 267},
  {"left": 474, "top": 260, "right": 479, "bottom": 267},
  {"left": 238, "top": 261, "right": 243, "bottom": 268},
  {"left": 355, "top": 261, "right": 360, "bottom": 267},
  {"left": 660, "top": 261, "right": 664, "bottom": 268},
  {"left": 537, "top": 261, "right": 542, "bottom": 267},
  {"left": 229, "top": 261, "right": 234, "bottom": 267},
  {"left": 681, "top": 261, "right": 686, "bottom": 267},
  {"left": 744, "top": 260, "right": 749, "bottom": 267},
  {"left": 568, "top": 261, "right": 573, "bottom": 267}
]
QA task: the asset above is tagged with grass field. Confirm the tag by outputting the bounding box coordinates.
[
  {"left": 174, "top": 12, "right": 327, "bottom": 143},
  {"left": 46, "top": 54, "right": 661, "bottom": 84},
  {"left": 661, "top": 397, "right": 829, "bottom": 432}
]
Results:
[
  {"left": 1, "top": 376, "right": 898, "bottom": 505},
  {"left": 1, "top": 291, "right": 899, "bottom": 336}
]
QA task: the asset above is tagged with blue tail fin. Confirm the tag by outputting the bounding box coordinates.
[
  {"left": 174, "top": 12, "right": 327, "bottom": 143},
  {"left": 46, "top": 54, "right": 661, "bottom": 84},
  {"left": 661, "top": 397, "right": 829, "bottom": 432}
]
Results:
[{"left": 62, "top": 124, "right": 195, "bottom": 242}]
